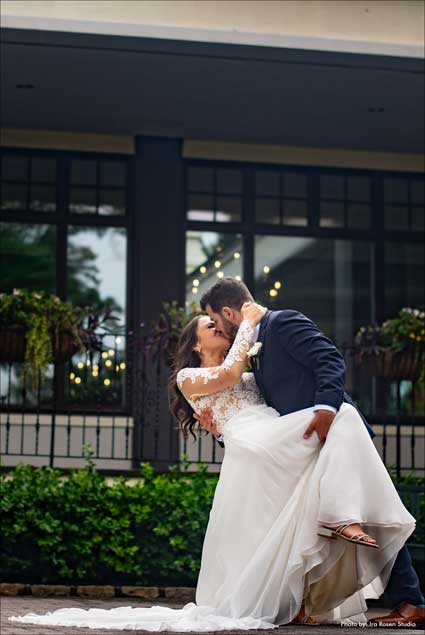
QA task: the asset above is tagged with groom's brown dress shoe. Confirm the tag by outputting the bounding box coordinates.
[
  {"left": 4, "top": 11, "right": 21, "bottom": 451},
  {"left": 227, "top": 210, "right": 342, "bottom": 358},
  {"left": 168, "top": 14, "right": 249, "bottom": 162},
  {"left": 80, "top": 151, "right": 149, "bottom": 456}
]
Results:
[
  {"left": 291, "top": 605, "right": 319, "bottom": 625},
  {"left": 368, "top": 603, "right": 425, "bottom": 627}
]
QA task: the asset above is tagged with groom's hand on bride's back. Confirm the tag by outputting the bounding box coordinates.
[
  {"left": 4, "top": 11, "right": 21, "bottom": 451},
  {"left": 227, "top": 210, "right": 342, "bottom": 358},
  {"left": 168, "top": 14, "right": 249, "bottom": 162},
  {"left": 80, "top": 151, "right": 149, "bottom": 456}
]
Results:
[
  {"left": 303, "top": 410, "right": 336, "bottom": 443},
  {"left": 194, "top": 408, "right": 221, "bottom": 439}
]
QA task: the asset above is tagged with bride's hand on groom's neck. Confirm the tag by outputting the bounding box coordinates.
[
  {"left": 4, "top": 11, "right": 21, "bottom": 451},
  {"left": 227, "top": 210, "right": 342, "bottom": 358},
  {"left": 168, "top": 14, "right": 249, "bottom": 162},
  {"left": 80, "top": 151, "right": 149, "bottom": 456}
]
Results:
[{"left": 241, "top": 302, "right": 267, "bottom": 327}]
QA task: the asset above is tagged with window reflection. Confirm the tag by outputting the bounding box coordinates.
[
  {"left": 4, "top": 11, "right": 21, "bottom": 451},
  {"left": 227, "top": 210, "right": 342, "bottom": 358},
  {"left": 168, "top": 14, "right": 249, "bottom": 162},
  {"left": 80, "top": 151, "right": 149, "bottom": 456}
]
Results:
[
  {"left": 67, "top": 226, "right": 127, "bottom": 325},
  {"left": 186, "top": 231, "right": 243, "bottom": 304},
  {"left": 385, "top": 242, "right": 425, "bottom": 318},
  {"left": 254, "top": 235, "right": 372, "bottom": 344},
  {"left": 0, "top": 223, "right": 56, "bottom": 293},
  {"left": 254, "top": 235, "right": 373, "bottom": 415}
]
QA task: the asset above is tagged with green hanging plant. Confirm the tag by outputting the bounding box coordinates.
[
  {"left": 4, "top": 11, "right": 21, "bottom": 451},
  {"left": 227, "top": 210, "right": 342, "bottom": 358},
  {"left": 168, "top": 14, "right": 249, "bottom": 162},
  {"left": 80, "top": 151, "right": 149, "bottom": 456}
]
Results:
[
  {"left": 25, "top": 312, "right": 53, "bottom": 378},
  {"left": 0, "top": 288, "right": 118, "bottom": 389},
  {"left": 354, "top": 307, "right": 425, "bottom": 383}
]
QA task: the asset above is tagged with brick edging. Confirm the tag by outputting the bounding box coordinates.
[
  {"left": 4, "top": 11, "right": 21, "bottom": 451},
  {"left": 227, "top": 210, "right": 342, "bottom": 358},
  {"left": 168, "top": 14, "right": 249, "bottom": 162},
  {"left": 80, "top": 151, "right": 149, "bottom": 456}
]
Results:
[{"left": 0, "top": 583, "right": 196, "bottom": 601}]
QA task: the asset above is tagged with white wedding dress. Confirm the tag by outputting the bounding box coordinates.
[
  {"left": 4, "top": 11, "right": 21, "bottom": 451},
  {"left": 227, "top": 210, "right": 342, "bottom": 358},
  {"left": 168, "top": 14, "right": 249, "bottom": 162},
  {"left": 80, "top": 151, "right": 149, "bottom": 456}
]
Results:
[{"left": 10, "top": 321, "right": 416, "bottom": 631}]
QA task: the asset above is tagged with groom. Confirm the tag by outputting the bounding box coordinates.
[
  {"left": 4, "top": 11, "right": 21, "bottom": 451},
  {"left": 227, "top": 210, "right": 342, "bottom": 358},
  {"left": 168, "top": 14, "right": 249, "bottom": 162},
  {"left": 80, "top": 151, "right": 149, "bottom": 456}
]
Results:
[{"left": 196, "top": 276, "right": 425, "bottom": 627}]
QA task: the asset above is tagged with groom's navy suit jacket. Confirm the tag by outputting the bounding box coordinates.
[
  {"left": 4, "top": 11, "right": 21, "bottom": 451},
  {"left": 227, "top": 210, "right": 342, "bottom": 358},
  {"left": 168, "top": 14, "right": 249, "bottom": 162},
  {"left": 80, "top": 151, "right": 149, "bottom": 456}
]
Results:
[{"left": 251, "top": 309, "right": 375, "bottom": 438}]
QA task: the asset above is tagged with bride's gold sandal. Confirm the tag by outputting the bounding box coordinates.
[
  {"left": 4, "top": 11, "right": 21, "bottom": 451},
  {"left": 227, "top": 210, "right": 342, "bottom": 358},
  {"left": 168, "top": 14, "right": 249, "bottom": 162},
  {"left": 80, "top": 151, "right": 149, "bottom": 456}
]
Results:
[{"left": 318, "top": 523, "right": 380, "bottom": 549}]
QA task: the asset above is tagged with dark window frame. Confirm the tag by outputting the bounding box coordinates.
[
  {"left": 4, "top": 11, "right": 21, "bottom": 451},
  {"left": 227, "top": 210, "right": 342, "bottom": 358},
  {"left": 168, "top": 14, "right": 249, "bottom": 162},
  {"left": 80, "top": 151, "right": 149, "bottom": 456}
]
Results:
[
  {"left": 184, "top": 159, "right": 424, "bottom": 422},
  {"left": 0, "top": 147, "right": 132, "bottom": 414},
  {"left": 184, "top": 159, "right": 424, "bottom": 325}
]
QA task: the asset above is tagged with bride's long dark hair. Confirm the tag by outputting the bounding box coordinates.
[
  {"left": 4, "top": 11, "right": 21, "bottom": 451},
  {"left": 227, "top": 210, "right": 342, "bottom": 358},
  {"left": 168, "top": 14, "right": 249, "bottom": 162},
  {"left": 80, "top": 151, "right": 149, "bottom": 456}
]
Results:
[{"left": 169, "top": 315, "right": 202, "bottom": 441}]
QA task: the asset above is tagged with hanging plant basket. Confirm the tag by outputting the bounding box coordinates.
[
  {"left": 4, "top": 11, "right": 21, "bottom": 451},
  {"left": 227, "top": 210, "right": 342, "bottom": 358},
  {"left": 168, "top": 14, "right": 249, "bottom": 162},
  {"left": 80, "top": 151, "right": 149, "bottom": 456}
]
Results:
[
  {"left": 0, "top": 326, "right": 26, "bottom": 363},
  {"left": 51, "top": 329, "right": 88, "bottom": 363},
  {"left": 360, "top": 347, "right": 423, "bottom": 383}
]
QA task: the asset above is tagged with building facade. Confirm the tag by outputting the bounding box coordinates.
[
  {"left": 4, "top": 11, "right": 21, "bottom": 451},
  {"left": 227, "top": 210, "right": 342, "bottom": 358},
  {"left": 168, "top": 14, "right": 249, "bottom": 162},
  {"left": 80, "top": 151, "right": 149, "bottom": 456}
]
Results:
[{"left": 1, "top": 1, "right": 424, "bottom": 472}]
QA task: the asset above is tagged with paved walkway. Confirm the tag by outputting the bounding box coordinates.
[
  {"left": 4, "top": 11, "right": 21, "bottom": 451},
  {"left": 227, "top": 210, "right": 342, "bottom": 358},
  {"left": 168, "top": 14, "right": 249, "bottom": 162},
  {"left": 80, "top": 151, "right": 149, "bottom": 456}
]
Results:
[{"left": 1, "top": 597, "right": 420, "bottom": 634}]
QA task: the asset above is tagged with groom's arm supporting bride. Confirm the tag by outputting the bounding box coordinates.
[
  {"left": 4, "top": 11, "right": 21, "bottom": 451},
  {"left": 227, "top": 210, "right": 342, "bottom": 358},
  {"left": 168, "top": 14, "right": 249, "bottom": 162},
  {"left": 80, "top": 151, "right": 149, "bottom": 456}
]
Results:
[{"left": 272, "top": 309, "right": 343, "bottom": 443}]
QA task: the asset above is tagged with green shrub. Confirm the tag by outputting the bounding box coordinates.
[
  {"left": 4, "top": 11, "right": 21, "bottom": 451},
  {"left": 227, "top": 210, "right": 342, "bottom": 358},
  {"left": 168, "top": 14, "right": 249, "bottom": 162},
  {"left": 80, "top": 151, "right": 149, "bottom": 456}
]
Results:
[
  {"left": 0, "top": 451, "right": 218, "bottom": 585},
  {"left": 1, "top": 451, "right": 423, "bottom": 585}
]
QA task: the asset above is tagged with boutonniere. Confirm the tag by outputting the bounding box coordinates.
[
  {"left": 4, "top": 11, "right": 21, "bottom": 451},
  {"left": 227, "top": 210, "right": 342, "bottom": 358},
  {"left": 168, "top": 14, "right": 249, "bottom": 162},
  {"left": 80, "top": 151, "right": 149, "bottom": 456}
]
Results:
[{"left": 247, "top": 342, "right": 263, "bottom": 370}]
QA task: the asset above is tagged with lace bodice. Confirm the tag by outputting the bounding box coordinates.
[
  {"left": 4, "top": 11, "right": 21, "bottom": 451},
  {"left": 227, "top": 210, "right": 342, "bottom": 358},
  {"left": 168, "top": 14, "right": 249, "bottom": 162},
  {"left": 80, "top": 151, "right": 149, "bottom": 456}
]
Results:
[
  {"left": 177, "top": 320, "right": 265, "bottom": 433},
  {"left": 188, "top": 372, "right": 264, "bottom": 433}
]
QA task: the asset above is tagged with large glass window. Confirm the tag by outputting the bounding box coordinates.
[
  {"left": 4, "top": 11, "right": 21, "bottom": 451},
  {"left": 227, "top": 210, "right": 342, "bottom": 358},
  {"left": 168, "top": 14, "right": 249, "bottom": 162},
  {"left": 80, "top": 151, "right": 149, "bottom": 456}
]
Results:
[
  {"left": 186, "top": 231, "right": 243, "bottom": 304},
  {"left": 254, "top": 236, "right": 372, "bottom": 343},
  {"left": 67, "top": 226, "right": 127, "bottom": 324},
  {"left": 385, "top": 242, "right": 425, "bottom": 317},
  {"left": 0, "top": 149, "right": 129, "bottom": 410},
  {"left": 0, "top": 150, "right": 128, "bottom": 307},
  {"left": 0, "top": 223, "right": 56, "bottom": 293}
]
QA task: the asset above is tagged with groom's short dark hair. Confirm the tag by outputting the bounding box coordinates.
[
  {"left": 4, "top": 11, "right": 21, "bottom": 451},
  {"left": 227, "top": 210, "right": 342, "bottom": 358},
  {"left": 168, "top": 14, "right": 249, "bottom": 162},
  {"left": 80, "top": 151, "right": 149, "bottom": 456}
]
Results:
[{"left": 200, "top": 277, "right": 254, "bottom": 312}]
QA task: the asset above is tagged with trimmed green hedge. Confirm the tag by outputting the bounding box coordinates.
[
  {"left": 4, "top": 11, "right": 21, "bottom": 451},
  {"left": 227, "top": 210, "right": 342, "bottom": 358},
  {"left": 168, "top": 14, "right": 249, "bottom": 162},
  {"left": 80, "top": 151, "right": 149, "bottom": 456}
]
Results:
[
  {"left": 1, "top": 451, "right": 423, "bottom": 586},
  {"left": 0, "top": 453, "right": 218, "bottom": 585}
]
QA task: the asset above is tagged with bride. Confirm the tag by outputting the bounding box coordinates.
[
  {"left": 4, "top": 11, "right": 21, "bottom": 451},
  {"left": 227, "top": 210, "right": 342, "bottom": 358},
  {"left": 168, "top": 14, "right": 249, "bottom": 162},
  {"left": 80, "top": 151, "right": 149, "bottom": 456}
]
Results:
[{"left": 10, "top": 303, "right": 416, "bottom": 631}]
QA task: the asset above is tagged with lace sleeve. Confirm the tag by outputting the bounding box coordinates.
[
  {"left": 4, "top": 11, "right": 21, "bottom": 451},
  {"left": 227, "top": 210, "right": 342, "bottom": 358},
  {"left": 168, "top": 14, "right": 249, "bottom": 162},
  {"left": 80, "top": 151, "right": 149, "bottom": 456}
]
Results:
[{"left": 177, "top": 320, "right": 254, "bottom": 399}]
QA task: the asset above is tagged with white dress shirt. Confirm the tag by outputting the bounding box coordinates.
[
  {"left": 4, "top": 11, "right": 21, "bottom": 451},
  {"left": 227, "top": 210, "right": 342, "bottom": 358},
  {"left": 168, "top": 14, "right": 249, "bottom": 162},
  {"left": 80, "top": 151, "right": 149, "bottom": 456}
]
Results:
[{"left": 215, "top": 321, "right": 336, "bottom": 443}]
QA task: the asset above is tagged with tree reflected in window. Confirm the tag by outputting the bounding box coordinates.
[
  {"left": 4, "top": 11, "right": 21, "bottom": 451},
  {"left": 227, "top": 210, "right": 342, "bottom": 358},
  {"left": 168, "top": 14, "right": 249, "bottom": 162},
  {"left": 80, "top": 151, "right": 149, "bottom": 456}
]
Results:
[
  {"left": 0, "top": 223, "right": 56, "bottom": 293},
  {"left": 67, "top": 226, "right": 127, "bottom": 324}
]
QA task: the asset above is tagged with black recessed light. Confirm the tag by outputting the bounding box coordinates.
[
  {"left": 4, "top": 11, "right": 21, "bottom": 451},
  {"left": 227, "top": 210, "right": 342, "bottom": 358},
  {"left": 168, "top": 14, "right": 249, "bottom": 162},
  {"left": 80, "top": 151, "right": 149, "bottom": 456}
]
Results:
[
  {"left": 16, "top": 84, "right": 34, "bottom": 89},
  {"left": 368, "top": 107, "right": 385, "bottom": 113}
]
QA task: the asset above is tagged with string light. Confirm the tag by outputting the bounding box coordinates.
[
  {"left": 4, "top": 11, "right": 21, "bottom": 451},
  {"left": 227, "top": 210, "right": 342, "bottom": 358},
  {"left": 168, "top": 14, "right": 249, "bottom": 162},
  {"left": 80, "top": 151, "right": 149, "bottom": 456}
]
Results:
[
  {"left": 274, "top": 281, "right": 282, "bottom": 289},
  {"left": 92, "top": 370, "right": 98, "bottom": 377},
  {"left": 192, "top": 287, "right": 198, "bottom": 294},
  {"left": 214, "top": 260, "right": 221, "bottom": 269},
  {"left": 234, "top": 252, "right": 241, "bottom": 259},
  {"left": 105, "top": 359, "right": 112, "bottom": 367},
  {"left": 200, "top": 266, "right": 207, "bottom": 274},
  {"left": 116, "top": 364, "right": 120, "bottom": 372},
  {"left": 108, "top": 349, "right": 115, "bottom": 357},
  {"left": 77, "top": 362, "right": 84, "bottom": 369},
  {"left": 115, "top": 336, "right": 122, "bottom": 344},
  {"left": 193, "top": 279, "right": 199, "bottom": 287},
  {"left": 86, "top": 359, "right": 91, "bottom": 366},
  {"left": 263, "top": 265, "right": 270, "bottom": 274},
  {"left": 269, "top": 289, "right": 278, "bottom": 297},
  {"left": 93, "top": 364, "right": 99, "bottom": 372},
  {"left": 120, "top": 362, "right": 126, "bottom": 370},
  {"left": 104, "top": 378, "right": 111, "bottom": 386},
  {"left": 69, "top": 372, "right": 75, "bottom": 380},
  {"left": 235, "top": 275, "right": 241, "bottom": 281},
  {"left": 74, "top": 377, "right": 82, "bottom": 384},
  {"left": 101, "top": 351, "right": 108, "bottom": 359},
  {"left": 217, "top": 271, "right": 224, "bottom": 278}
]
